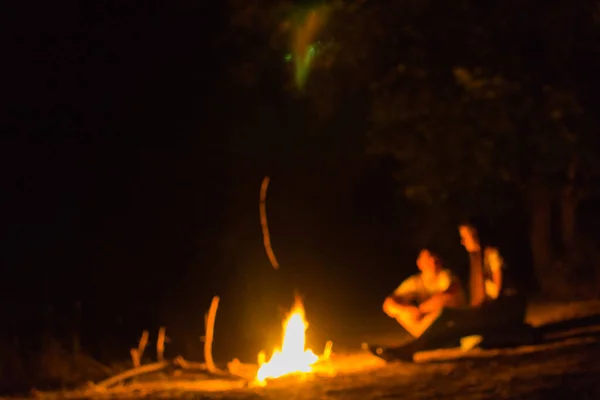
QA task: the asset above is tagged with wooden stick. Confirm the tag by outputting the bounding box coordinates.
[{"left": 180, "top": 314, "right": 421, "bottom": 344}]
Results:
[
  {"left": 130, "top": 349, "right": 140, "bottom": 368},
  {"left": 174, "top": 356, "right": 207, "bottom": 370},
  {"left": 138, "top": 330, "right": 149, "bottom": 361},
  {"left": 204, "top": 296, "right": 220, "bottom": 374},
  {"left": 157, "top": 327, "right": 166, "bottom": 362},
  {"left": 175, "top": 356, "right": 244, "bottom": 380},
  {"left": 95, "top": 361, "right": 169, "bottom": 388},
  {"left": 259, "top": 176, "right": 279, "bottom": 269},
  {"left": 227, "top": 358, "right": 259, "bottom": 381},
  {"left": 34, "top": 371, "right": 245, "bottom": 399}
]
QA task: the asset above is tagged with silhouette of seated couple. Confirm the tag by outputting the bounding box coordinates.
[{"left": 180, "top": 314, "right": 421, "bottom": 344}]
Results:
[{"left": 383, "top": 221, "right": 512, "bottom": 338}]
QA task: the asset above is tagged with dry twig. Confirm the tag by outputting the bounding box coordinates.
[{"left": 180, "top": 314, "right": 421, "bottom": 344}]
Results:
[
  {"left": 259, "top": 176, "right": 279, "bottom": 269},
  {"left": 130, "top": 330, "right": 149, "bottom": 368},
  {"left": 157, "top": 327, "right": 166, "bottom": 362},
  {"left": 204, "top": 296, "right": 221, "bottom": 374},
  {"left": 94, "top": 361, "right": 169, "bottom": 389},
  {"left": 138, "top": 330, "right": 149, "bottom": 360},
  {"left": 174, "top": 355, "right": 206, "bottom": 370},
  {"left": 130, "top": 349, "right": 140, "bottom": 368}
]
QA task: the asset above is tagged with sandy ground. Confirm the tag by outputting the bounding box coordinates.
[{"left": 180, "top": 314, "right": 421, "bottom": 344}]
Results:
[
  {"left": 73, "top": 334, "right": 598, "bottom": 399},
  {"left": 9, "top": 300, "right": 600, "bottom": 400},
  {"left": 254, "top": 338, "right": 600, "bottom": 399},
  {"left": 181, "top": 302, "right": 600, "bottom": 399}
]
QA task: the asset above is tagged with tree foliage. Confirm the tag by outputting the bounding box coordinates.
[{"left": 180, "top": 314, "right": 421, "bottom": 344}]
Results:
[{"left": 225, "top": 0, "right": 600, "bottom": 295}]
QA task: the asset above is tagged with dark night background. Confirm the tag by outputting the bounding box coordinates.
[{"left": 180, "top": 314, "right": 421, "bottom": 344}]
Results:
[
  {"left": 2, "top": 1, "right": 399, "bottom": 364},
  {"left": 3, "top": 0, "right": 600, "bottom": 391}
]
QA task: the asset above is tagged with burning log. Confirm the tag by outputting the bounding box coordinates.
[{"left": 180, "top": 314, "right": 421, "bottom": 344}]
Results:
[{"left": 259, "top": 176, "right": 279, "bottom": 269}]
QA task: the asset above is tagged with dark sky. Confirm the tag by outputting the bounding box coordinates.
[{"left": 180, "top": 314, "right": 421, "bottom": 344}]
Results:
[
  {"left": 4, "top": 2, "right": 228, "bottom": 294},
  {"left": 2, "top": 1, "right": 421, "bottom": 362},
  {"left": 3, "top": 0, "right": 600, "bottom": 378}
]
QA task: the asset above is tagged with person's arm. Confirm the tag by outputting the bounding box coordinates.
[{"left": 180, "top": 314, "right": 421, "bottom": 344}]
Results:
[
  {"left": 383, "top": 276, "right": 419, "bottom": 314},
  {"left": 469, "top": 251, "right": 486, "bottom": 307},
  {"left": 418, "top": 272, "right": 462, "bottom": 313},
  {"left": 435, "top": 281, "right": 462, "bottom": 304},
  {"left": 389, "top": 293, "right": 417, "bottom": 306},
  {"left": 485, "top": 248, "right": 504, "bottom": 299}
]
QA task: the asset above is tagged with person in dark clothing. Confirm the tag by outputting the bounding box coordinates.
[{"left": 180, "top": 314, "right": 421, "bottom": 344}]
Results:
[{"left": 458, "top": 220, "right": 526, "bottom": 325}]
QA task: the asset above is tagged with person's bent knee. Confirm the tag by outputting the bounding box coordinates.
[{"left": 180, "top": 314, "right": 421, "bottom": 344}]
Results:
[{"left": 382, "top": 298, "right": 398, "bottom": 317}]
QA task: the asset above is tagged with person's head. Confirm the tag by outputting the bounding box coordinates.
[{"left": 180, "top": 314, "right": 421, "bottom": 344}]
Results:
[
  {"left": 416, "top": 249, "right": 441, "bottom": 277},
  {"left": 459, "top": 223, "right": 481, "bottom": 252}
]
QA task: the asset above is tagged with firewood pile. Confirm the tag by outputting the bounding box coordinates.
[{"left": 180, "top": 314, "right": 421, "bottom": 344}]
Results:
[{"left": 31, "top": 296, "right": 257, "bottom": 399}]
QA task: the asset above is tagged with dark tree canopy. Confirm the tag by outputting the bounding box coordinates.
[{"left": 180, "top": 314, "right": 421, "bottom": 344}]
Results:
[{"left": 225, "top": 0, "right": 600, "bottom": 296}]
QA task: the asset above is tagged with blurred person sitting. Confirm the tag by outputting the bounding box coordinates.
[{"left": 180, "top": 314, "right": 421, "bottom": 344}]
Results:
[
  {"left": 458, "top": 222, "right": 516, "bottom": 305},
  {"left": 383, "top": 249, "right": 466, "bottom": 338},
  {"left": 458, "top": 220, "right": 526, "bottom": 326}
]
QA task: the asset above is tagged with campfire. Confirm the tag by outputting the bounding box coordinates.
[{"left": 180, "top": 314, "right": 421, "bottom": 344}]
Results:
[
  {"left": 255, "top": 296, "right": 330, "bottom": 385},
  {"left": 255, "top": 177, "right": 332, "bottom": 384},
  {"left": 31, "top": 294, "right": 347, "bottom": 399},
  {"left": 32, "top": 178, "right": 341, "bottom": 397}
]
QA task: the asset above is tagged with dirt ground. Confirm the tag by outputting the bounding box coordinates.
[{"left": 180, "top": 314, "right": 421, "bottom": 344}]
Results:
[
  {"left": 252, "top": 338, "right": 600, "bottom": 399},
  {"left": 71, "top": 330, "right": 597, "bottom": 400},
  {"left": 8, "top": 300, "right": 600, "bottom": 400}
]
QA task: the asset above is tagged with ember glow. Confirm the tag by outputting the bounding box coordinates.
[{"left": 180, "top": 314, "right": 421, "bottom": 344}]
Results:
[{"left": 255, "top": 297, "right": 320, "bottom": 384}]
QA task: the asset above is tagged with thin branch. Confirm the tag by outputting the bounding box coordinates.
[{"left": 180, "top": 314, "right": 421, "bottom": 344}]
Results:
[
  {"left": 94, "top": 361, "right": 169, "bottom": 389},
  {"left": 130, "top": 349, "right": 140, "bottom": 368},
  {"left": 157, "top": 327, "right": 166, "bottom": 362},
  {"left": 138, "top": 330, "right": 149, "bottom": 360},
  {"left": 204, "top": 296, "right": 221, "bottom": 374},
  {"left": 259, "top": 176, "right": 280, "bottom": 269},
  {"left": 174, "top": 356, "right": 206, "bottom": 370}
]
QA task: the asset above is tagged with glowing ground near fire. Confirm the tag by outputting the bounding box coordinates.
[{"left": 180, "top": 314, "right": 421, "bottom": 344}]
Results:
[{"left": 21, "top": 300, "right": 600, "bottom": 400}]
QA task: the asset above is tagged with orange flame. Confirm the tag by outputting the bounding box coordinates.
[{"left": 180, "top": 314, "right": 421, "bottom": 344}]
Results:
[{"left": 255, "top": 297, "right": 319, "bottom": 384}]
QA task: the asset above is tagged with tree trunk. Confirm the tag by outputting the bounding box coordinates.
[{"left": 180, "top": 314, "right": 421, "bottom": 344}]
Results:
[
  {"left": 560, "top": 162, "right": 580, "bottom": 262},
  {"left": 529, "top": 181, "right": 554, "bottom": 296},
  {"left": 560, "top": 185, "right": 578, "bottom": 258}
]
